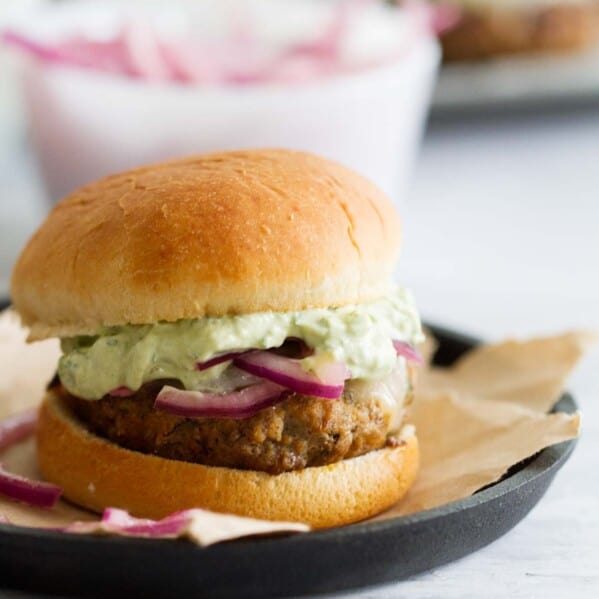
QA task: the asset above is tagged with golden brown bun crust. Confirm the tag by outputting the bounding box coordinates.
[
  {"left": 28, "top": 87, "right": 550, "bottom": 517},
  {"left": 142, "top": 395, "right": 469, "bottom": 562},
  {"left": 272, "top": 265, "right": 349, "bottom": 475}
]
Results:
[
  {"left": 11, "top": 149, "right": 401, "bottom": 340},
  {"left": 37, "top": 392, "right": 419, "bottom": 529},
  {"left": 442, "top": 5, "right": 599, "bottom": 62}
]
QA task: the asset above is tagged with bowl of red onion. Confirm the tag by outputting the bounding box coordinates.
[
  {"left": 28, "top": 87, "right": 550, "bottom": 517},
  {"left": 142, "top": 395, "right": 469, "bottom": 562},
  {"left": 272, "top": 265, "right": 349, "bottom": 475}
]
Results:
[{"left": 4, "top": 0, "right": 441, "bottom": 205}]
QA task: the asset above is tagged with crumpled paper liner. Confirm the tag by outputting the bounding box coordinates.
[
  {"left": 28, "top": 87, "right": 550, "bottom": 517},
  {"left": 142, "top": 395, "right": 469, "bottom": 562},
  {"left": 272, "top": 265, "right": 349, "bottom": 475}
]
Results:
[{"left": 0, "top": 311, "right": 589, "bottom": 545}]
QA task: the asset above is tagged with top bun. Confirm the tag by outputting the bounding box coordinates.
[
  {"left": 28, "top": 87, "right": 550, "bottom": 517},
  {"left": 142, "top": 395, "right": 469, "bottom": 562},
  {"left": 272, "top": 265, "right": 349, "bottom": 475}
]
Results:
[{"left": 11, "top": 149, "right": 401, "bottom": 340}]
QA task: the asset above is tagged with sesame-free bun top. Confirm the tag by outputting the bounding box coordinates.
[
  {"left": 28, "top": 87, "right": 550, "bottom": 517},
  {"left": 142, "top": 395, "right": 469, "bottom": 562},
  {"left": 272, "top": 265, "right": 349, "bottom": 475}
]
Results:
[{"left": 11, "top": 149, "right": 401, "bottom": 340}]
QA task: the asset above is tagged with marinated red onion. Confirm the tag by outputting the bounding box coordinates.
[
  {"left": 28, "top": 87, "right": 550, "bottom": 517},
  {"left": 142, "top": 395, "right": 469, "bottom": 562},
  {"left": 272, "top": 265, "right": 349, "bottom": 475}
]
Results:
[
  {"left": 63, "top": 508, "right": 188, "bottom": 536},
  {"left": 1, "top": 2, "right": 443, "bottom": 86},
  {"left": 64, "top": 507, "right": 308, "bottom": 540},
  {"left": 392, "top": 340, "right": 424, "bottom": 365},
  {"left": 154, "top": 381, "right": 289, "bottom": 419},
  {"left": 195, "top": 351, "right": 246, "bottom": 371},
  {"left": 195, "top": 338, "right": 312, "bottom": 371},
  {"left": 234, "top": 351, "right": 349, "bottom": 399},
  {"left": 0, "top": 465, "right": 62, "bottom": 509},
  {"left": 100, "top": 508, "right": 191, "bottom": 536}
]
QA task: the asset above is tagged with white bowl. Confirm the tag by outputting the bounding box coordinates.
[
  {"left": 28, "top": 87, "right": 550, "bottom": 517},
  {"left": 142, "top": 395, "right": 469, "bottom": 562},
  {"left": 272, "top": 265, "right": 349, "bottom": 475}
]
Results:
[{"left": 16, "top": 1, "right": 440, "bottom": 206}]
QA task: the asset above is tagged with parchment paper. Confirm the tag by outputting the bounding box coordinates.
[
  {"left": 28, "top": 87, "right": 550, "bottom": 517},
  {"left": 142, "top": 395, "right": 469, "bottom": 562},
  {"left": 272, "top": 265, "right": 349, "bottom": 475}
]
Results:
[{"left": 0, "top": 311, "right": 589, "bottom": 545}]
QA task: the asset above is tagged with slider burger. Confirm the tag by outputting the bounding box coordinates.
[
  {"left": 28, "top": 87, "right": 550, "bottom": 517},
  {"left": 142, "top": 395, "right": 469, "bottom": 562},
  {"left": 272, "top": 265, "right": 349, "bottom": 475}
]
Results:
[{"left": 11, "top": 149, "right": 423, "bottom": 528}]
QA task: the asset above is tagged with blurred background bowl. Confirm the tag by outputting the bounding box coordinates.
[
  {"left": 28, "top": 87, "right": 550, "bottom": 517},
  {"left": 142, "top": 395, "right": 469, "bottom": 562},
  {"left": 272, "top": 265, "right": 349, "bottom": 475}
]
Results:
[{"left": 11, "top": 0, "right": 439, "bottom": 206}]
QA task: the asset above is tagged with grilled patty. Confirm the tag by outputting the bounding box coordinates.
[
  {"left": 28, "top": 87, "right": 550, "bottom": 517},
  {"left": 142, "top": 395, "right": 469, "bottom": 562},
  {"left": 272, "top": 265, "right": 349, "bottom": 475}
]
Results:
[{"left": 61, "top": 378, "right": 411, "bottom": 474}]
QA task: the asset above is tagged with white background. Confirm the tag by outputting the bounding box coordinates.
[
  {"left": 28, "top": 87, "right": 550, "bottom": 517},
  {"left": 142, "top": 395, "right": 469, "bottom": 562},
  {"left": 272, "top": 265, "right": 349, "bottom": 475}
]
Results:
[{"left": 377, "top": 108, "right": 599, "bottom": 599}]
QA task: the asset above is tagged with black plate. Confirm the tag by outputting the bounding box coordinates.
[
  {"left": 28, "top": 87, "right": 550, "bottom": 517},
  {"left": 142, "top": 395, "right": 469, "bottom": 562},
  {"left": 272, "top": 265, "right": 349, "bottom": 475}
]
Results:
[{"left": 0, "top": 325, "right": 577, "bottom": 598}]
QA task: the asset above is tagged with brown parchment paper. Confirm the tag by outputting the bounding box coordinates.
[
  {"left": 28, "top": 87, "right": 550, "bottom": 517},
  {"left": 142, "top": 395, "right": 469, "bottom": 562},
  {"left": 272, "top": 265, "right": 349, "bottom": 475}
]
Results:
[{"left": 0, "top": 311, "right": 589, "bottom": 545}]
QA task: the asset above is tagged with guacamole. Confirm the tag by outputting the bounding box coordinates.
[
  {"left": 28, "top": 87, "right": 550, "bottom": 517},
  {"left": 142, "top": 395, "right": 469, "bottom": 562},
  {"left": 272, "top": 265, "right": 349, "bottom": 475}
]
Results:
[{"left": 58, "top": 287, "right": 423, "bottom": 400}]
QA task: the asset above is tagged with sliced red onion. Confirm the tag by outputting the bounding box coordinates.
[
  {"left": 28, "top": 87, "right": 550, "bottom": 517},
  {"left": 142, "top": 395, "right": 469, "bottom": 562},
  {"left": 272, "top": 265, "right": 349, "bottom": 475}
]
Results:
[
  {"left": 101, "top": 508, "right": 190, "bottom": 536},
  {"left": 154, "top": 382, "right": 289, "bottom": 419},
  {"left": 2, "top": 3, "right": 432, "bottom": 86},
  {"left": 65, "top": 507, "right": 309, "bottom": 541},
  {"left": 0, "top": 408, "right": 37, "bottom": 452},
  {"left": 196, "top": 338, "right": 313, "bottom": 371},
  {"left": 0, "top": 514, "right": 9, "bottom": 524},
  {"left": 393, "top": 340, "right": 424, "bottom": 365},
  {"left": 196, "top": 351, "right": 246, "bottom": 371},
  {"left": 63, "top": 508, "right": 189, "bottom": 537},
  {"left": 0, "top": 464, "right": 62, "bottom": 509},
  {"left": 234, "top": 351, "right": 348, "bottom": 399},
  {"left": 122, "top": 23, "right": 171, "bottom": 81},
  {"left": 110, "top": 368, "right": 261, "bottom": 397},
  {"left": 196, "top": 367, "right": 263, "bottom": 395},
  {"left": 1, "top": 31, "right": 69, "bottom": 64},
  {"left": 108, "top": 386, "right": 135, "bottom": 398}
]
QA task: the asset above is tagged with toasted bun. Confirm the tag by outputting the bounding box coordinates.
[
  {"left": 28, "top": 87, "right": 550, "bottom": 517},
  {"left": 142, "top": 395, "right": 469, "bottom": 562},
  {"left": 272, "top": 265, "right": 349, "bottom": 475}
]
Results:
[
  {"left": 37, "top": 392, "right": 419, "bottom": 529},
  {"left": 11, "top": 149, "right": 401, "bottom": 340}
]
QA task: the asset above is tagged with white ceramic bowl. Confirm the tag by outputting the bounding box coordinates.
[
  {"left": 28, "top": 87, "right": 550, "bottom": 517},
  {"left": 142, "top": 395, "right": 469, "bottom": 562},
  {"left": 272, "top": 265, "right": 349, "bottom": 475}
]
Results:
[{"left": 16, "top": 1, "right": 440, "bottom": 206}]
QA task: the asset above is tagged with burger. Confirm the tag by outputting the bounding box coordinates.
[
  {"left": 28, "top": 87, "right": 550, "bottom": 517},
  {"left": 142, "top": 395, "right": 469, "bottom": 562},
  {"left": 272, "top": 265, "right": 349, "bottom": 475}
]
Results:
[
  {"left": 439, "top": 0, "right": 599, "bottom": 61},
  {"left": 10, "top": 149, "right": 423, "bottom": 529}
]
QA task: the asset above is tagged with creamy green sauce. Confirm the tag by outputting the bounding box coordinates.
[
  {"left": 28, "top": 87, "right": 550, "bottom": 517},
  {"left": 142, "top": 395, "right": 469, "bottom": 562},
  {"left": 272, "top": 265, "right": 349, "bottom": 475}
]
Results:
[{"left": 58, "top": 287, "right": 423, "bottom": 400}]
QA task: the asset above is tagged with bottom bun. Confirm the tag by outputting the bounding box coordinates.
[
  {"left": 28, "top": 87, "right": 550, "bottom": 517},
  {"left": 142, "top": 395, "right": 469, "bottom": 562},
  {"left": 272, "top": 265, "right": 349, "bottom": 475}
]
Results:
[{"left": 37, "top": 391, "right": 419, "bottom": 529}]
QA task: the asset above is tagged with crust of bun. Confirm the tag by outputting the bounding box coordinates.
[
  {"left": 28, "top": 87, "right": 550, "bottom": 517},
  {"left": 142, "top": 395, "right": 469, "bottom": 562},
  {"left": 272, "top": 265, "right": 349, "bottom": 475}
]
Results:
[
  {"left": 442, "top": 4, "right": 599, "bottom": 62},
  {"left": 37, "top": 391, "right": 419, "bottom": 529},
  {"left": 12, "top": 149, "right": 401, "bottom": 340}
]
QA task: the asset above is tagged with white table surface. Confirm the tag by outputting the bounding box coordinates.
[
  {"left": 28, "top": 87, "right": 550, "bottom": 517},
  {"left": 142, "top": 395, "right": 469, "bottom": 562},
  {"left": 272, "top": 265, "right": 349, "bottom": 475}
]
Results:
[
  {"left": 361, "top": 109, "right": 599, "bottom": 599},
  {"left": 0, "top": 102, "right": 598, "bottom": 598}
]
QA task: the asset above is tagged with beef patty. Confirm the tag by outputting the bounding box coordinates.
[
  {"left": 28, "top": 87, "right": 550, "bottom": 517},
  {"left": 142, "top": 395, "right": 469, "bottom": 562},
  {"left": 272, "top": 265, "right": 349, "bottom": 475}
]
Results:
[{"left": 61, "top": 377, "right": 411, "bottom": 475}]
